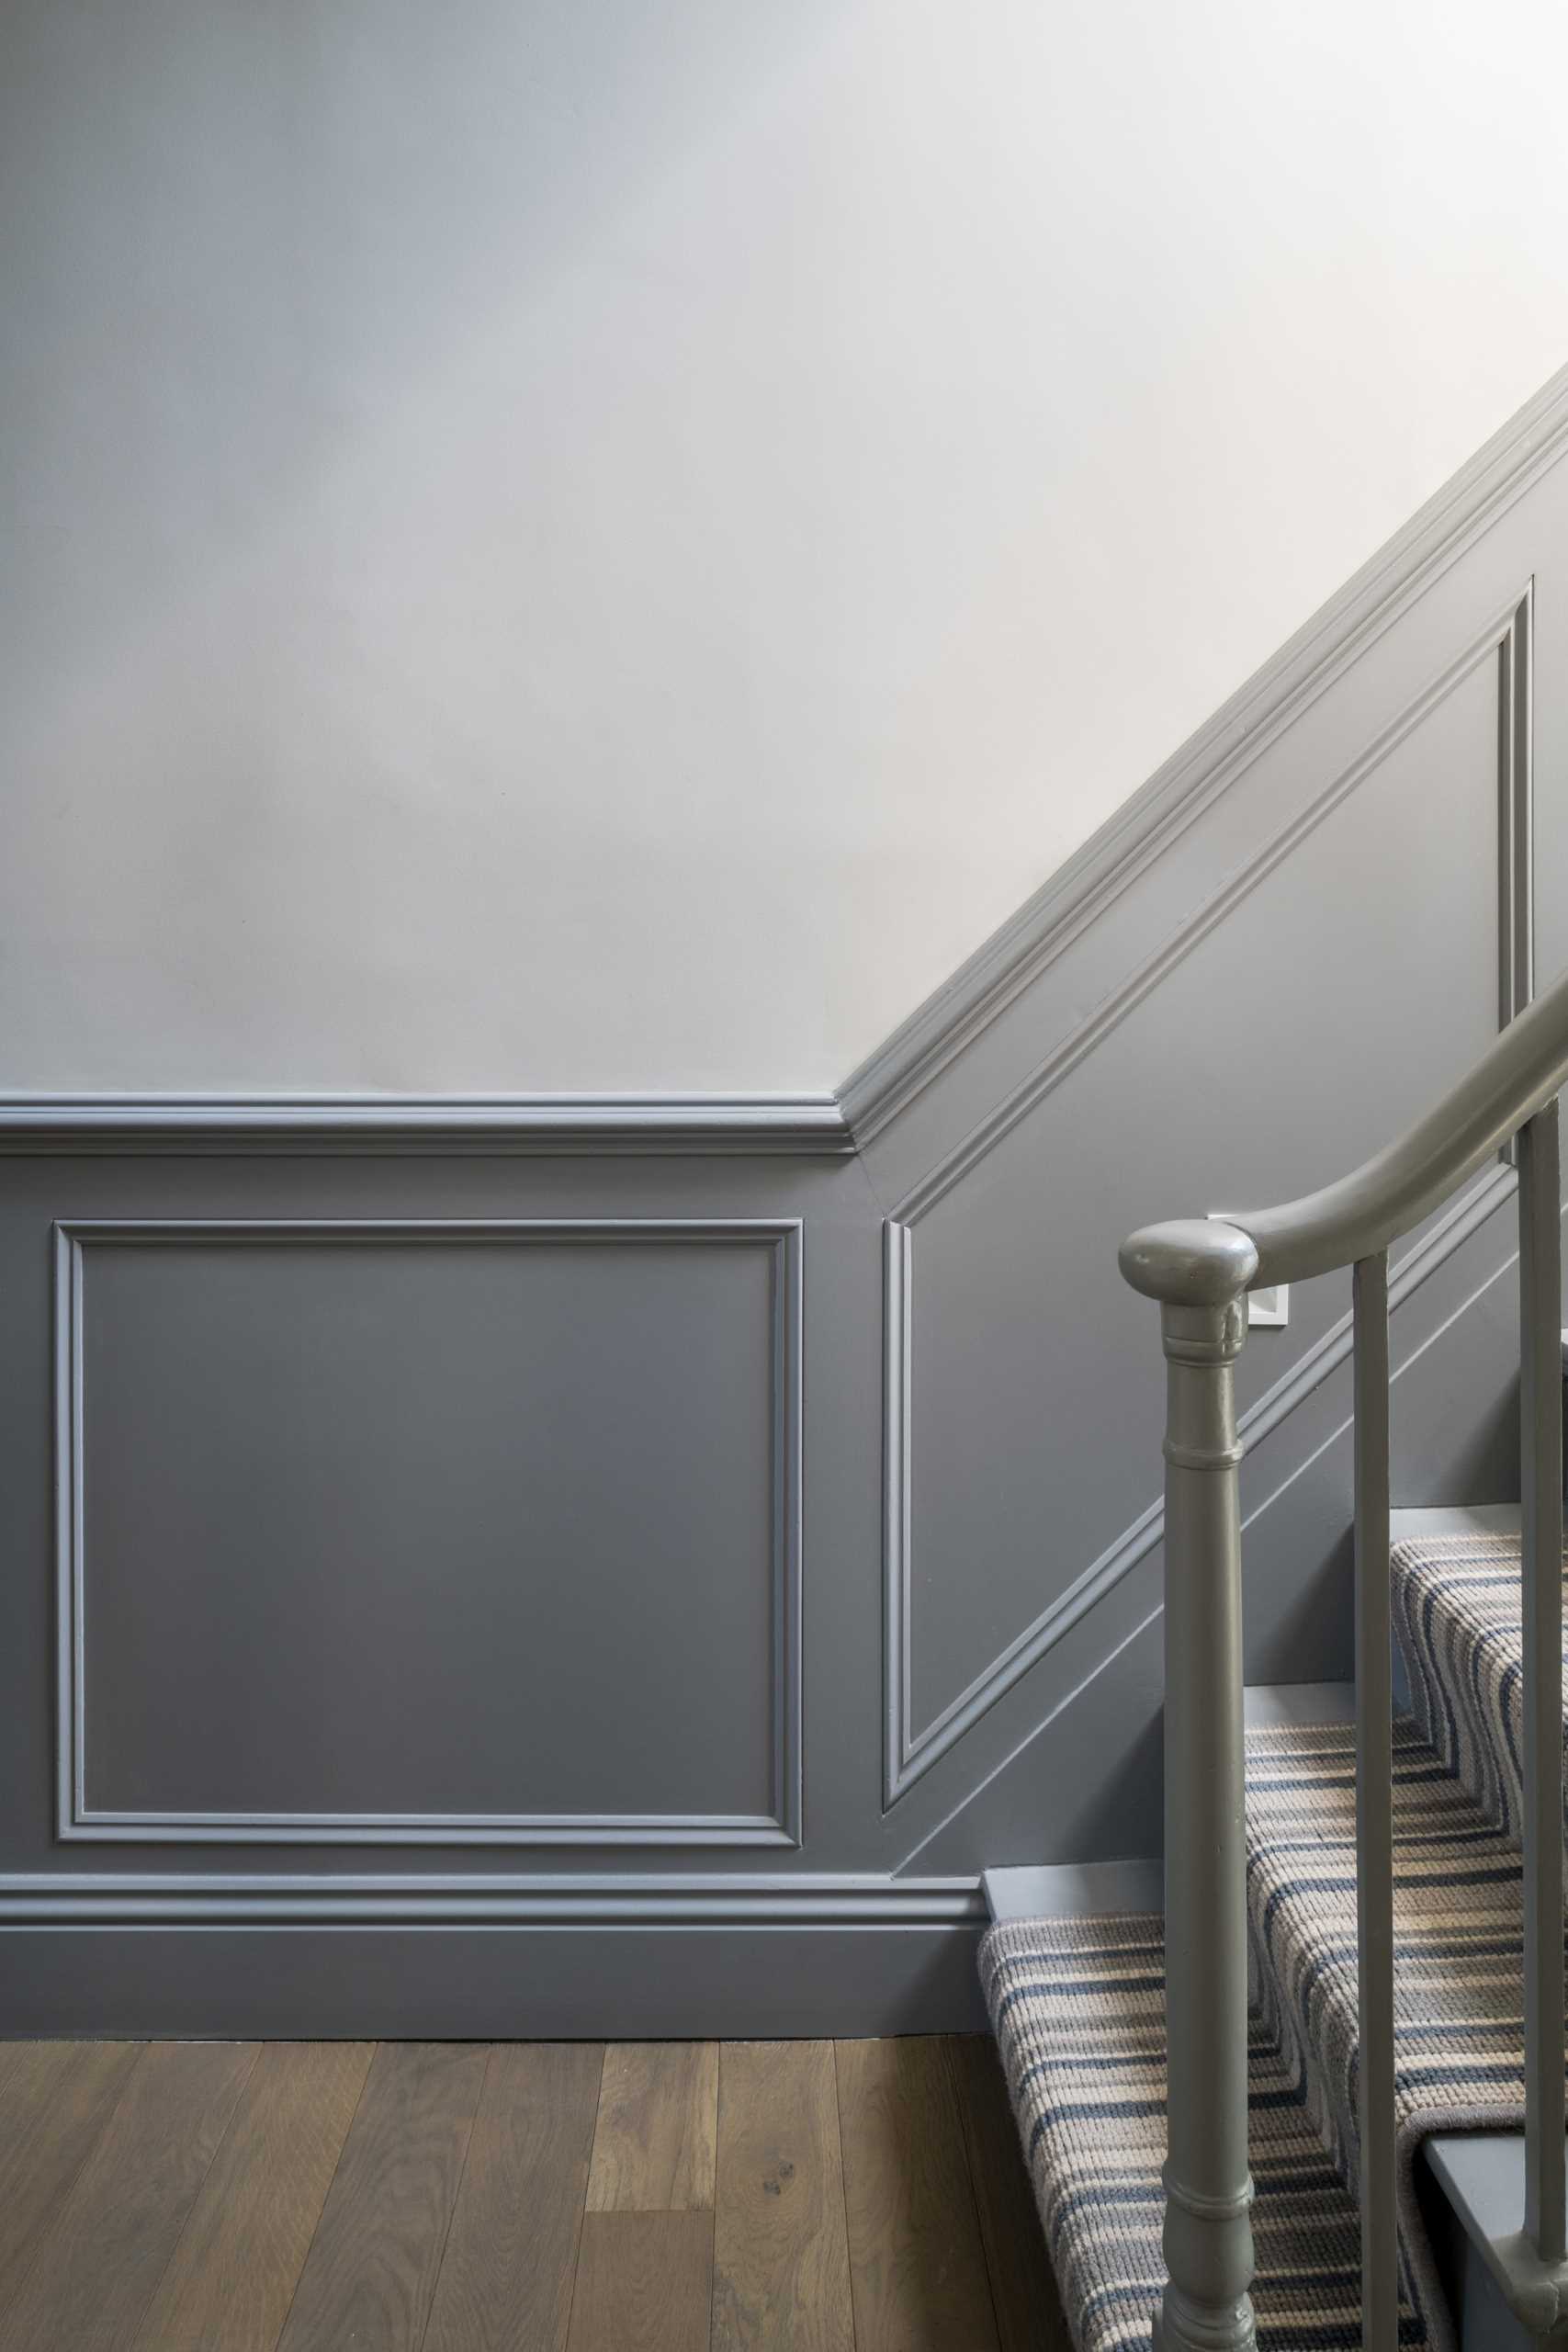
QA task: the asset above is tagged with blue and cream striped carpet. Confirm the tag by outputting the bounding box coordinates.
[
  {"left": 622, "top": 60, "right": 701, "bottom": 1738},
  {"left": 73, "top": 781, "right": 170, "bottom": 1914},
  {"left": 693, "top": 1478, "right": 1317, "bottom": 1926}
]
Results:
[
  {"left": 980, "top": 1909, "right": 1420, "bottom": 2352},
  {"left": 1392, "top": 1520, "right": 1566, "bottom": 1841},
  {"left": 982, "top": 1523, "right": 1568, "bottom": 2352}
]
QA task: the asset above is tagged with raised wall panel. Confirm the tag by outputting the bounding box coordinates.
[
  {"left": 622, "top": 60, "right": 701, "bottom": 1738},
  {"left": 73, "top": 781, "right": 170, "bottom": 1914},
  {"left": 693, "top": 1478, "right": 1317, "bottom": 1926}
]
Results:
[
  {"left": 884, "top": 594, "right": 1530, "bottom": 1804},
  {"left": 56, "top": 1219, "right": 802, "bottom": 1846}
]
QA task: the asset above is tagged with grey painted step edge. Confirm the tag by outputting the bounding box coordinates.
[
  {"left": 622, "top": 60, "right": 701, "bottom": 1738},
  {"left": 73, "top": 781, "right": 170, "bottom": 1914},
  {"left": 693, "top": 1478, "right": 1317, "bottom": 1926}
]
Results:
[
  {"left": 1426, "top": 2135, "right": 1568, "bottom": 2338},
  {"left": 982, "top": 1860, "right": 1164, "bottom": 1923},
  {"left": 1243, "top": 1679, "right": 1359, "bottom": 1728},
  {"left": 1391, "top": 1505, "right": 1523, "bottom": 1542}
]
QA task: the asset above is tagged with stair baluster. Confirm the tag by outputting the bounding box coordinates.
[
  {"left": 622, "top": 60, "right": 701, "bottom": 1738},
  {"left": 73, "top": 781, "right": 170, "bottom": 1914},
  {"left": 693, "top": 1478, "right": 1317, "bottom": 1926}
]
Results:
[
  {"left": 1519, "top": 1100, "right": 1565, "bottom": 2264},
  {"left": 1353, "top": 1250, "right": 1398, "bottom": 2349}
]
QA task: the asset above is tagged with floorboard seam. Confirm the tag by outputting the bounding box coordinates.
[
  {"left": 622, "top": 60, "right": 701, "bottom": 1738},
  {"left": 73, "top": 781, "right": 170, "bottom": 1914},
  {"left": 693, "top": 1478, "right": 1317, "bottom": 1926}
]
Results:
[
  {"left": 269, "top": 2039, "right": 378, "bottom": 2352},
  {"left": 0, "top": 2045, "right": 149, "bottom": 2342},
  {"left": 130, "top": 2042, "right": 265, "bottom": 2352},
  {"left": 828, "top": 2042, "right": 863, "bottom": 2352},
  {"left": 413, "top": 2045, "right": 487, "bottom": 2352},
  {"left": 559, "top": 2048, "right": 610, "bottom": 2352}
]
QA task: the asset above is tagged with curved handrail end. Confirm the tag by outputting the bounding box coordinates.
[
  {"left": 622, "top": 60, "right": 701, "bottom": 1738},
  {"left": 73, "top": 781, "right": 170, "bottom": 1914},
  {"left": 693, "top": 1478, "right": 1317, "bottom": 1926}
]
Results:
[{"left": 1120, "top": 1218, "right": 1259, "bottom": 1307}]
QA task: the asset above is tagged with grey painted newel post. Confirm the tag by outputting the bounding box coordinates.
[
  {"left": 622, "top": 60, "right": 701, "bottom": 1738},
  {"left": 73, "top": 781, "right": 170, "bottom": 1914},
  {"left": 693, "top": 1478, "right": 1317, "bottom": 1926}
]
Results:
[{"left": 1121, "top": 1217, "right": 1260, "bottom": 2352}]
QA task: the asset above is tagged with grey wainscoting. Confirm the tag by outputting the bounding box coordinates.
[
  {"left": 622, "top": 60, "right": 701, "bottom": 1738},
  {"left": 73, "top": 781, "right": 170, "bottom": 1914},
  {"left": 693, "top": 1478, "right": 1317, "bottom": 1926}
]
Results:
[
  {"left": 857, "top": 402, "right": 1568, "bottom": 1884},
  {"left": 4, "top": 377, "right": 1568, "bottom": 2032},
  {"left": 877, "top": 586, "right": 1537, "bottom": 1814},
  {"left": 0, "top": 1144, "right": 931, "bottom": 2031}
]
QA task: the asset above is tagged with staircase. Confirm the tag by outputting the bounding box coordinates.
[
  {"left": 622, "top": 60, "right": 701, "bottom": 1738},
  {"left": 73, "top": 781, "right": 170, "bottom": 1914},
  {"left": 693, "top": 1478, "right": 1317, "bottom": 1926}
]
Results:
[
  {"left": 976, "top": 967, "right": 1568, "bottom": 2352},
  {"left": 983, "top": 1511, "right": 1556, "bottom": 2352}
]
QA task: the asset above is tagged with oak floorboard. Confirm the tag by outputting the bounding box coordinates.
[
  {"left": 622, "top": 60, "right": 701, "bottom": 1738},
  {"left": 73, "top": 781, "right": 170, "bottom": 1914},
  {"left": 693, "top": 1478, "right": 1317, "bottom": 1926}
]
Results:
[
  {"left": 0, "top": 2040, "right": 142, "bottom": 2323},
  {"left": 947, "top": 2035, "right": 1070, "bottom": 2351},
  {"left": 586, "top": 2042, "right": 718, "bottom": 2212},
  {"left": 275, "top": 2041, "right": 489, "bottom": 2352},
  {"left": 711, "top": 2041, "right": 854, "bottom": 2352},
  {"left": 835, "top": 2035, "right": 1000, "bottom": 2352},
  {"left": 565, "top": 2211, "right": 714, "bottom": 2352},
  {"left": 423, "top": 2041, "right": 604, "bottom": 2352},
  {"left": 131, "top": 2041, "right": 374, "bottom": 2352},
  {"left": 0, "top": 2039, "right": 258, "bottom": 2352}
]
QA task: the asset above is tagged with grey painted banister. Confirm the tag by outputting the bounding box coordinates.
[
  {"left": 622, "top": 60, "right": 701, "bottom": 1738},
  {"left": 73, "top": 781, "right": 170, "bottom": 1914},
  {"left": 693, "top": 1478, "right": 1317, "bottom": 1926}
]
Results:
[
  {"left": 1122, "top": 973, "right": 1568, "bottom": 2344},
  {"left": 1225, "top": 961, "right": 1568, "bottom": 1284}
]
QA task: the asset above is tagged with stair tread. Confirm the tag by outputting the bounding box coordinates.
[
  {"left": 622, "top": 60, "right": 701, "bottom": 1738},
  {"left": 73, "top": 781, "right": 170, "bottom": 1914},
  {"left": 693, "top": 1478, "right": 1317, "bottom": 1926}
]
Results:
[
  {"left": 981, "top": 1709, "right": 1553, "bottom": 2352},
  {"left": 1246, "top": 1707, "right": 1558, "bottom": 2341},
  {"left": 1391, "top": 1520, "right": 1564, "bottom": 1838},
  {"left": 980, "top": 1909, "right": 1428, "bottom": 2352},
  {"left": 981, "top": 1524, "right": 1565, "bottom": 2351}
]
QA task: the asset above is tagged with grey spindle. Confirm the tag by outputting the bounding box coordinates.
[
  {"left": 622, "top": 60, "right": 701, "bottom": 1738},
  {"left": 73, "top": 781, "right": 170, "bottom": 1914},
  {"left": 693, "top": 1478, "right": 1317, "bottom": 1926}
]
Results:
[
  {"left": 1518, "top": 1100, "right": 1565, "bottom": 2262},
  {"left": 1353, "top": 1252, "right": 1398, "bottom": 2347},
  {"left": 1120, "top": 1219, "right": 1259, "bottom": 2352}
]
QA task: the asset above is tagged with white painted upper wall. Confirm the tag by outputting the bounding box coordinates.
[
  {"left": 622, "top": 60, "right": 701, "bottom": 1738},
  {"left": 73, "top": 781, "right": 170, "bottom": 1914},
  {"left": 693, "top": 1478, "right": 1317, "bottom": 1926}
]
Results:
[{"left": 3, "top": 0, "right": 1566, "bottom": 1092}]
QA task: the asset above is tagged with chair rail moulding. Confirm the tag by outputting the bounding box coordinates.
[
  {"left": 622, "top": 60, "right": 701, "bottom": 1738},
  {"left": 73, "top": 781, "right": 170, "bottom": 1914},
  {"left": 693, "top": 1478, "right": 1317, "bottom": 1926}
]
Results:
[
  {"left": 0, "top": 1092, "right": 852, "bottom": 1155},
  {"left": 53, "top": 1216, "right": 804, "bottom": 1849}
]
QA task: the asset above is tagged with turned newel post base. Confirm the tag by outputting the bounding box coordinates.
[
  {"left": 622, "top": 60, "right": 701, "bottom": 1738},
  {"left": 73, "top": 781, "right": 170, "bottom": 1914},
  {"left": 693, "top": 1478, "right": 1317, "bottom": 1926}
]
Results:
[
  {"left": 1121, "top": 1219, "right": 1260, "bottom": 2352},
  {"left": 1153, "top": 2287, "right": 1258, "bottom": 2352},
  {"left": 1155, "top": 2183, "right": 1258, "bottom": 2352}
]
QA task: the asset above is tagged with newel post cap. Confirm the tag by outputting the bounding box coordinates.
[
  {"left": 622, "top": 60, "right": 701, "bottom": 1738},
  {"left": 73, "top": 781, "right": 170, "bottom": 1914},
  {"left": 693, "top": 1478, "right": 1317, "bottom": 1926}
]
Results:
[{"left": 1119, "top": 1218, "right": 1259, "bottom": 1306}]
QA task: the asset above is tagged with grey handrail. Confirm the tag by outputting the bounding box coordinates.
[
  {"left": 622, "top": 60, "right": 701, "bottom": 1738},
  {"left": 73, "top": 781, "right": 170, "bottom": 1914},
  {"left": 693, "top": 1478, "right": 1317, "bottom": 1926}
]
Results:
[
  {"left": 1221, "top": 960, "right": 1568, "bottom": 1284},
  {"left": 1121, "top": 968, "right": 1568, "bottom": 2352}
]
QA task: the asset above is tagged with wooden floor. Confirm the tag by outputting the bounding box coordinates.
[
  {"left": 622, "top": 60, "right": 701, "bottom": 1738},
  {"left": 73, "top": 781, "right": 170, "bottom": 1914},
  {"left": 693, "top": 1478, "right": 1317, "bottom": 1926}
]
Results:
[{"left": 0, "top": 2034, "right": 1067, "bottom": 2350}]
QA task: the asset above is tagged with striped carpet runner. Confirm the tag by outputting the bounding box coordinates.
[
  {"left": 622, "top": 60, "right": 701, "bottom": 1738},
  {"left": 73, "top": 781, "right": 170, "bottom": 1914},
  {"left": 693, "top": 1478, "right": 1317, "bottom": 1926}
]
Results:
[
  {"left": 982, "top": 1525, "right": 1567, "bottom": 2352},
  {"left": 980, "top": 1911, "right": 1423, "bottom": 2352},
  {"left": 1392, "top": 1523, "right": 1568, "bottom": 1840}
]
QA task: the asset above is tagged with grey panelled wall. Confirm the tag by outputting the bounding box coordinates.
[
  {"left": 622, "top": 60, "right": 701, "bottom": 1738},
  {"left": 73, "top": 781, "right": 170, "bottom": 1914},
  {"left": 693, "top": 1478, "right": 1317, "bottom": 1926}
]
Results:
[
  {"left": 58, "top": 1219, "right": 801, "bottom": 1844},
  {"left": 5, "top": 372, "right": 1568, "bottom": 2033},
  {"left": 2, "top": 1145, "right": 951, "bottom": 2036}
]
